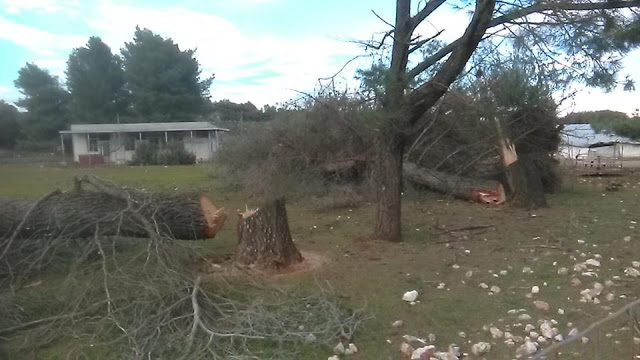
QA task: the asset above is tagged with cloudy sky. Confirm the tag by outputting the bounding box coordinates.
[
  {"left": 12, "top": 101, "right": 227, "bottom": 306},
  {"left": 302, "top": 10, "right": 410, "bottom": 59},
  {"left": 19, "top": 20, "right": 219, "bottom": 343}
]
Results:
[{"left": 0, "top": 0, "right": 638, "bottom": 114}]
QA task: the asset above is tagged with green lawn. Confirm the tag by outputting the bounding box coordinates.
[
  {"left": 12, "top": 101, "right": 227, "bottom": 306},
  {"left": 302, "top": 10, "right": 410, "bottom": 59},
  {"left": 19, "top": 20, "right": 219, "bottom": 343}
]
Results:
[{"left": 1, "top": 163, "right": 639, "bottom": 359}]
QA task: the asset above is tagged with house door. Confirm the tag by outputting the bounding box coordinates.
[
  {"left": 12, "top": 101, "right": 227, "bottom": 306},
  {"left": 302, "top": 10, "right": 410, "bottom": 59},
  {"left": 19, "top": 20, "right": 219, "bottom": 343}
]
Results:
[{"left": 98, "top": 141, "right": 110, "bottom": 162}]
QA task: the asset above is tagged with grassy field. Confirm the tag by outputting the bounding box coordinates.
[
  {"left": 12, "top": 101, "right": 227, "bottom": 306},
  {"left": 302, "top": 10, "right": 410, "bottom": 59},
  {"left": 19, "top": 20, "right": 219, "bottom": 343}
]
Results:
[{"left": 1, "top": 162, "right": 639, "bottom": 359}]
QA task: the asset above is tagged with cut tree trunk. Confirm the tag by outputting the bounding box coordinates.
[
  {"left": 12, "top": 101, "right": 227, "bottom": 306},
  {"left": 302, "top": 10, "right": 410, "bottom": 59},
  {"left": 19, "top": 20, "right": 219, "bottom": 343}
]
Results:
[
  {"left": 403, "top": 162, "right": 506, "bottom": 204},
  {"left": 235, "top": 198, "right": 303, "bottom": 269},
  {"left": 0, "top": 176, "right": 227, "bottom": 240},
  {"left": 373, "top": 133, "right": 405, "bottom": 242},
  {"left": 504, "top": 155, "right": 547, "bottom": 209}
]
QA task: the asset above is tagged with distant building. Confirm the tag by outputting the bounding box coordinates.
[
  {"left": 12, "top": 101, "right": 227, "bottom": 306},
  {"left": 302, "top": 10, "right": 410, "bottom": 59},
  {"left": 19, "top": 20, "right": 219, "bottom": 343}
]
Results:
[
  {"left": 559, "top": 123, "right": 640, "bottom": 169},
  {"left": 60, "top": 122, "right": 228, "bottom": 165}
]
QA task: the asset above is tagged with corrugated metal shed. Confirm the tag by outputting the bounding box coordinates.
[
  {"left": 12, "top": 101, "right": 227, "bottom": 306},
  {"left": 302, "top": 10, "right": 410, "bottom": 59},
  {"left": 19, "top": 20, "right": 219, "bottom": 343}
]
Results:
[
  {"left": 60, "top": 122, "right": 228, "bottom": 134},
  {"left": 562, "top": 123, "right": 640, "bottom": 147}
]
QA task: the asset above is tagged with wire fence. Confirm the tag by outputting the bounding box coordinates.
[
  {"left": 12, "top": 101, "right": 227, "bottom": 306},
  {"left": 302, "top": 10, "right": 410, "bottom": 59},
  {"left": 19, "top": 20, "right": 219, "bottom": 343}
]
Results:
[{"left": 533, "top": 299, "right": 640, "bottom": 359}]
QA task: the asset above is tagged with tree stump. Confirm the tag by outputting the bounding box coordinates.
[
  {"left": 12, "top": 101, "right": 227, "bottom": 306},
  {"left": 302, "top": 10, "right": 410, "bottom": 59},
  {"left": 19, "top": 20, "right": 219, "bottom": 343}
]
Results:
[{"left": 235, "top": 198, "right": 303, "bottom": 270}]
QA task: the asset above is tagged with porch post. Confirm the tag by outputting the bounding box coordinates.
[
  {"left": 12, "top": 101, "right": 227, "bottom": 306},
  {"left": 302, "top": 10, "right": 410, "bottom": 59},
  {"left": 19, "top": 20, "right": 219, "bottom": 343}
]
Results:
[
  {"left": 60, "top": 133, "right": 66, "bottom": 164},
  {"left": 165, "top": 131, "right": 168, "bottom": 144},
  {"left": 208, "top": 130, "right": 213, "bottom": 158}
]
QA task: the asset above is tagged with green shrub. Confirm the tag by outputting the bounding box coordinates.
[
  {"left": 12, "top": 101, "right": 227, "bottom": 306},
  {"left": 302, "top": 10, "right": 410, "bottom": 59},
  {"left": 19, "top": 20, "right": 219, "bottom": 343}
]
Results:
[{"left": 130, "top": 140, "right": 195, "bottom": 165}]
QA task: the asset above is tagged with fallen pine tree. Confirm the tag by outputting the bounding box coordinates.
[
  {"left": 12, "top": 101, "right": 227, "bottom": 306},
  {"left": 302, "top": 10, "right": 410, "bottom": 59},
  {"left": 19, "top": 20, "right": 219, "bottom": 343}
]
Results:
[
  {"left": 403, "top": 162, "right": 506, "bottom": 204},
  {"left": 0, "top": 175, "right": 227, "bottom": 241}
]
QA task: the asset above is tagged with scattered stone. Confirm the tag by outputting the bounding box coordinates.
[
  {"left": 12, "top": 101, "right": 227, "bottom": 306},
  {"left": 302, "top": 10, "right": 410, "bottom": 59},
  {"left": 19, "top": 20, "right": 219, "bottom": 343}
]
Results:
[
  {"left": 465, "top": 270, "right": 473, "bottom": 278},
  {"left": 504, "top": 339, "right": 516, "bottom": 346},
  {"left": 411, "top": 345, "right": 436, "bottom": 360},
  {"left": 571, "top": 278, "right": 582, "bottom": 287},
  {"left": 626, "top": 267, "right": 640, "bottom": 278},
  {"left": 531, "top": 286, "right": 540, "bottom": 294},
  {"left": 392, "top": 320, "right": 404, "bottom": 328},
  {"left": 479, "top": 282, "right": 489, "bottom": 289},
  {"left": 518, "top": 314, "right": 532, "bottom": 321},
  {"left": 458, "top": 332, "right": 466, "bottom": 338},
  {"left": 525, "top": 324, "right": 536, "bottom": 332},
  {"left": 554, "top": 334, "right": 564, "bottom": 342},
  {"left": 437, "top": 283, "right": 446, "bottom": 290},
  {"left": 516, "top": 340, "right": 538, "bottom": 357},
  {"left": 490, "top": 327, "right": 504, "bottom": 339},
  {"left": 452, "top": 264, "right": 460, "bottom": 269},
  {"left": 558, "top": 308, "right": 565, "bottom": 315},
  {"left": 403, "top": 290, "right": 419, "bottom": 302},
  {"left": 471, "top": 342, "right": 492, "bottom": 356},
  {"left": 585, "top": 259, "right": 601, "bottom": 267},
  {"left": 534, "top": 300, "right": 550, "bottom": 311},
  {"left": 334, "top": 342, "right": 345, "bottom": 355},
  {"left": 305, "top": 333, "right": 317, "bottom": 342},
  {"left": 574, "top": 263, "right": 588, "bottom": 272},
  {"left": 540, "top": 321, "right": 555, "bottom": 339},
  {"left": 402, "top": 335, "right": 427, "bottom": 345},
  {"left": 633, "top": 261, "right": 640, "bottom": 268},
  {"left": 582, "top": 337, "right": 589, "bottom": 344},
  {"left": 328, "top": 356, "right": 339, "bottom": 360},
  {"left": 491, "top": 285, "right": 501, "bottom": 293},
  {"left": 345, "top": 343, "right": 358, "bottom": 355},
  {"left": 500, "top": 270, "right": 508, "bottom": 276},
  {"left": 428, "top": 333, "right": 436, "bottom": 343},
  {"left": 568, "top": 328, "right": 579, "bottom": 337},
  {"left": 606, "top": 293, "right": 615, "bottom": 301},
  {"left": 624, "top": 236, "right": 632, "bottom": 242},
  {"left": 400, "top": 342, "right": 414, "bottom": 356},
  {"left": 530, "top": 331, "right": 540, "bottom": 339},
  {"left": 522, "top": 266, "right": 532, "bottom": 273},
  {"left": 604, "top": 279, "right": 614, "bottom": 287},
  {"left": 557, "top": 267, "right": 569, "bottom": 275},
  {"left": 538, "top": 336, "right": 547, "bottom": 344}
]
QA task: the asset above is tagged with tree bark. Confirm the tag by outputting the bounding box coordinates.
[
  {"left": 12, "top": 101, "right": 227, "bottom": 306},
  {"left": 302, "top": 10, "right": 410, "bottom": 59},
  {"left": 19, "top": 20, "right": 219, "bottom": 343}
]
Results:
[
  {"left": 373, "top": 133, "right": 405, "bottom": 242},
  {"left": 235, "top": 198, "right": 303, "bottom": 269},
  {"left": 0, "top": 180, "right": 226, "bottom": 241},
  {"left": 403, "top": 162, "right": 506, "bottom": 204},
  {"left": 504, "top": 155, "right": 547, "bottom": 209}
]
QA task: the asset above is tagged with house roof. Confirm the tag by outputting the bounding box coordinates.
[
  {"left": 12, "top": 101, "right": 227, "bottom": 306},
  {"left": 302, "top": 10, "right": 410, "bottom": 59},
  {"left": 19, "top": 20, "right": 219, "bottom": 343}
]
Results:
[
  {"left": 562, "top": 123, "right": 640, "bottom": 147},
  {"left": 60, "top": 122, "right": 228, "bottom": 134}
]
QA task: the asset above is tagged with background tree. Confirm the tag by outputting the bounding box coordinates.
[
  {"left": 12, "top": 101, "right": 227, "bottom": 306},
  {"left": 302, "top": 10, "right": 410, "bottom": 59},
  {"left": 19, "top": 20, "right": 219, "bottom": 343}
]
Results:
[
  {"left": 0, "top": 100, "right": 22, "bottom": 149},
  {"left": 122, "top": 27, "right": 214, "bottom": 121},
  {"left": 14, "top": 63, "right": 69, "bottom": 141},
  {"left": 366, "top": 0, "right": 640, "bottom": 242},
  {"left": 66, "top": 36, "right": 128, "bottom": 123}
]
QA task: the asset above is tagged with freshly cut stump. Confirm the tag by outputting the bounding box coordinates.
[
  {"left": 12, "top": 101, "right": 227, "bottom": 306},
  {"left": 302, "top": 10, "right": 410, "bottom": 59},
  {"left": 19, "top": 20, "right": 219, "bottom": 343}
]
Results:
[{"left": 235, "top": 198, "right": 303, "bottom": 270}]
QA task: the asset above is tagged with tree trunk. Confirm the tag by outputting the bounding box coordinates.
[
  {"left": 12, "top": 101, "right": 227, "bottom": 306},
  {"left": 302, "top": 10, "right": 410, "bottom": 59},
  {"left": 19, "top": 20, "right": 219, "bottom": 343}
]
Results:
[
  {"left": 505, "top": 155, "right": 547, "bottom": 209},
  {"left": 235, "top": 198, "right": 303, "bottom": 269},
  {"left": 373, "top": 133, "right": 405, "bottom": 242},
  {"left": 403, "top": 162, "right": 506, "bottom": 204},
  {"left": 0, "top": 179, "right": 226, "bottom": 241}
]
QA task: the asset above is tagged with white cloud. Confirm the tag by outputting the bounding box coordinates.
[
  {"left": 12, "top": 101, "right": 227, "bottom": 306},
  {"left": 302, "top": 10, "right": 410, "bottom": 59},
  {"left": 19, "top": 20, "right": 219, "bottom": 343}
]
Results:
[
  {"left": 2, "top": 0, "right": 79, "bottom": 14},
  {"left": 0, "top": 15, "right": 85, "bottom": 56},
  {"left": 84, "top": 1, "right": 362, "bottom": 106}
]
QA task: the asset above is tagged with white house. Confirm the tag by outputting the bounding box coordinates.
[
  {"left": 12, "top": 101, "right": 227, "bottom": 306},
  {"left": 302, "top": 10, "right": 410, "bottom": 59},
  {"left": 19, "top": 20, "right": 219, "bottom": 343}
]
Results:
[{"left": 60, "top": 122, "right": 228, "bottom": 165}]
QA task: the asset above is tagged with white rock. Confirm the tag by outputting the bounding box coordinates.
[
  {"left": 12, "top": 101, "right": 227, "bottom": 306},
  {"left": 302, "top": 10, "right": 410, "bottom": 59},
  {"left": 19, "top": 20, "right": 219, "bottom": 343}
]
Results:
[
  {"left": 400, "top": 342, "right": 414, "bottom": 356},
  {"left": 411, "top": 345, "right": 435, "bottom": 360},
  {"left": 557, "top": 267, "right": 569, "bottom": 275},
  {"left": 558, "top": 308, "right": 565, "bottom": 315},
  {"left": 593, "top": 282, "right": 605, "bottom": 294},
  {"left": 428, "top": 333, "right": 436, "bottom": 343},
  {"left": 534, "top": 300, "right": 550, "bottom": 311},
  {"left": 522, "top": 266, "right": 532, "bottom": 273},
  {"left": 471, "top": 342, "right": 492, "bottom": 356},
  {"left": 458, "top": 331, "right": 466, "bottom": 338},
  {"left": 452, "top": 264, "right": 460, "bottom": 269},
  {"left": 554, "top": 334, "right": 564, "bottom": 342},
  {"left": 516, "top": 340, "right": 538, "bottom": 357},
  {"left": 530, "top": 331, "right": 540, "bottom": 339},
  {"left": 518, "top": 314, "right": 532, "bottom": 321},
  {"left": 574, "top": 263, "right": 588, "bottom": 272},
  {"left": 525, "top": 324, "right": 536, "bottom": 332},
  {"left": 633, "top": 261, "right": 640, "bottom": 268},
  {"left": 403, "top": 290, "right": 419, "bottom": 302},
  {"left": 437, "top": 283, "right": 446, "bottom": 289},
  {"left": 531, "top": 286, "right": 540, "bottom": 294},
  {"left": 606, "top": 293, "right": 615, "bottom": 301},
  {"left": 504, "top": 339, "right": 515, "bottom": 346},
  {"left": 571, "top": 278, "right": 582, "bottom": 287},
  {"left": 345, "top": 343, "right": 358, "bottom": 355},
  {"left": 305, "top": 333, "right": 317, "bottom": 342},
  {"left": 490, "top": 327, "right": 504, "bottom": 339},
  {"left": 479, "top": 282, "right": 489, "bottom": 289},
  {"left": 540, "top": 321, "right": 555, "bottom": 339},
  {"left": 392, "top": 320, "right": 404, "bottom": 328},
  {"left": 491, "top": 285, "right": 501, "bottom": 293},
  {"left": 604, "top": 279, "right": 614, "bottom": 287},
  {"left": 568, "top": 328, "right": 579, "bottom": 337},
  {"left": 500, "top": 270, "right": 508, "bottom": 276},
  {"left": 328, "top": 356, "right": 340, "bottom": 360},
  {"left": 402, "top": 335, "right": 427, "bottom": 345},
  {"left": 333, "top": 342, "right": 345, "bottom": 355},
  {"left": 582, "top": 337, "right": 590, "bottom": 344},
  {"left": 585, "top": 259, "right": 601, "bottom": 267},
  {"left": 465, "top": 270, "right": 473, "bottom": 278},
  {"left": 538, "top": 336, "right": 547, "bottom": 344},
  {"left": 624, "top": 236, "right": 632, "bottom": 242},
  {"left": 625, "top": 267, "right": 640, "bottom": 277}
]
